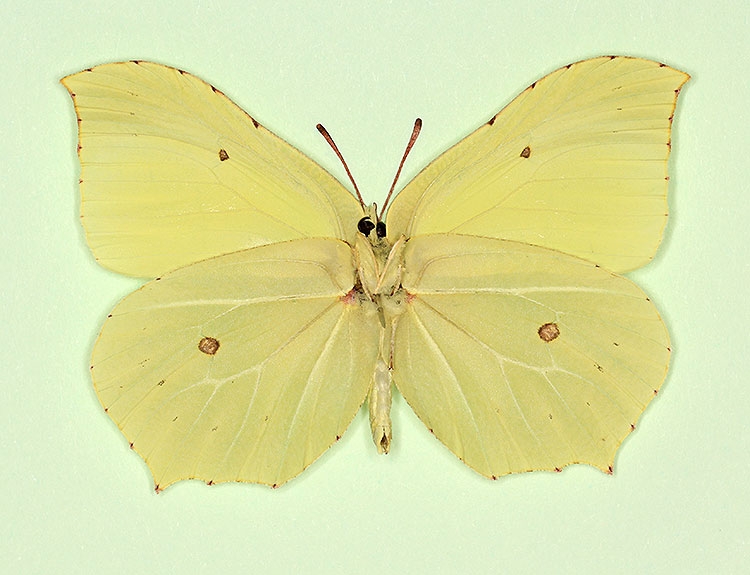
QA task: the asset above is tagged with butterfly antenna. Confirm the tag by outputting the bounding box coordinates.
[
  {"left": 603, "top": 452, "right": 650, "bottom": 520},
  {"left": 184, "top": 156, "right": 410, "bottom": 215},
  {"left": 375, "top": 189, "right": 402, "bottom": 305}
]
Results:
[
  {"left": 379, "top": 118, "right": 422, "bottom": 220},
  {"left": 316, "top": 123, "right": 366, "bottom": 209}
]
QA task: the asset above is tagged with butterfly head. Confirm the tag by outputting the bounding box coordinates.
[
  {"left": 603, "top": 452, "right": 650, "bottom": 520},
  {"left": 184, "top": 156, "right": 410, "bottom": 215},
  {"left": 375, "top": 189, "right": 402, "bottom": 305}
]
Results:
[{"left": 357, "top": 204, "right": 388, "bottom": 253}]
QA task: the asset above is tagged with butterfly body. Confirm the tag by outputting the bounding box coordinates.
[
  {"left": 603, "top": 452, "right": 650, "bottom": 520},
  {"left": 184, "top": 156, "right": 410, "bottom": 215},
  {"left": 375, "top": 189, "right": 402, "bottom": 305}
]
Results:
[
  {"left": 63, "top": 57, "right": 688, "bottom": 489},
  {"left": 352, "top": 218, "right": 408, "bottom": 453}
]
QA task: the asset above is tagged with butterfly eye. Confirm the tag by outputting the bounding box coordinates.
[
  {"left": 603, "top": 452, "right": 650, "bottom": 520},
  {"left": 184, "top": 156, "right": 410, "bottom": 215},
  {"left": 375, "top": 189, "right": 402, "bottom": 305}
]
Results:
[
  {"left": 358, "top": 217, "right": 376, "bottom": 236},
  {"left": 375, "top": 221, "right": 386, "bottom": 238}
]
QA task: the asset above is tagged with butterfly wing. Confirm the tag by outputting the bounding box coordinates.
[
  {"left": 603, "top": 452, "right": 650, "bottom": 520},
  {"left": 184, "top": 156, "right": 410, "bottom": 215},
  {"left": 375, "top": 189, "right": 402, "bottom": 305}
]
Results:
[
  {"left": 393, "top": 234, "right": 670, "bottom": 477},
  {"left": 386, "top": 56, "right": 689, "bottom": 273},
  {"left": 62, "top": 61, "right": 363, "bottom": 277},
  {"left": 91, "top": 238, "right": 379, "bottom": 489}
]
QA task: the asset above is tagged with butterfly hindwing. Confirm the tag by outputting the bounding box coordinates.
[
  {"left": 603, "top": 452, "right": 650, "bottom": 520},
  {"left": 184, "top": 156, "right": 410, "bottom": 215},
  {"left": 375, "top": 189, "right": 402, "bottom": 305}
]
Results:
[
  {"left": 393, "top": 234, "right": 670, "bottom": 477},
  {"left": 91, "top": 238, "right": 380, "bottom": 489}
]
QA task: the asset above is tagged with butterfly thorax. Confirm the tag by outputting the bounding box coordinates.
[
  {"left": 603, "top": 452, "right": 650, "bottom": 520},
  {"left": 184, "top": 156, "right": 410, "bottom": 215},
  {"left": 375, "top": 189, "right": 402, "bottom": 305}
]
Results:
[{"left": 354, "top": 223, "right": 405, "bottom": 310}]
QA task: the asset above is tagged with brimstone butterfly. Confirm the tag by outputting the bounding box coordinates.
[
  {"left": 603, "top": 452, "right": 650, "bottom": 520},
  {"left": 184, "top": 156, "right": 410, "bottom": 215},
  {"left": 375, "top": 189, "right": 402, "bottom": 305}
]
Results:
[{"left": 62, "top": 56, "right": 688, "bottom": 490}]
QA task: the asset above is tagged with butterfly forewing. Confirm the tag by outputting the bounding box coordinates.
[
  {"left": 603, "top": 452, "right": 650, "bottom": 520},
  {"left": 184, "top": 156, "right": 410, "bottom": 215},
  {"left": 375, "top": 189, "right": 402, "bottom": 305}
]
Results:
[
  {"left": 62, "top": 61, "right": 363, "bottom": 278},
  {"left": 386, "top": 56, "right": 689, "bottom": 273}
]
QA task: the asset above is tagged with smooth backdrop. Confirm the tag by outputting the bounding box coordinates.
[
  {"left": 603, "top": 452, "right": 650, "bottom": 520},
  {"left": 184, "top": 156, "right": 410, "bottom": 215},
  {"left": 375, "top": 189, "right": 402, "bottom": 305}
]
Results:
[{"left": 2, "top": 2, "right": 747, "bottom": 573}]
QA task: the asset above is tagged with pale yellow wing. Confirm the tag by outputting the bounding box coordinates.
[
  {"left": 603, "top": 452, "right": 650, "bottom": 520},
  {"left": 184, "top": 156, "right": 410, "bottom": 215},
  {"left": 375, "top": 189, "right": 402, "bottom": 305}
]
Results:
[
  {"left": 62, "top": 61, "right": 363, "bottom": 277},
  {"left": 393, "top": 234, "right": 670, "bottom": 478},
  {"left": 386, "top": 57, "right": 689, "bottom": 272},
  {"left": 91, "top": 238, "right": 379, "bottom": 489}
]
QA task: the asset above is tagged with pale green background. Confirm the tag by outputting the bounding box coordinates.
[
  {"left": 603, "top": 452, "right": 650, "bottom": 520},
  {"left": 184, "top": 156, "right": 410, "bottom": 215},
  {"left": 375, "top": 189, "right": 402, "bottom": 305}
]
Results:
[{"left": 2, "top": 1, "right": 747, "bottom": 573}]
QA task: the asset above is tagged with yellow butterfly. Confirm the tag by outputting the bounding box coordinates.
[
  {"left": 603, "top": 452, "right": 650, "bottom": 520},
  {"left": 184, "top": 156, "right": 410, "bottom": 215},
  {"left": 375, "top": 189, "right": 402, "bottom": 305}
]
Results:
[{"left": 62, "top": 56, "right": 689, "bottom": 490}]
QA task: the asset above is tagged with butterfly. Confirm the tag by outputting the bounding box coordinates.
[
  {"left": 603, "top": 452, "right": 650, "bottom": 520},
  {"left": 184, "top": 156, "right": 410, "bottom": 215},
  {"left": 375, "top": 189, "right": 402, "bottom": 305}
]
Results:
[{"left": 62, "top": 56, "right": 689, "bottom": 490}]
